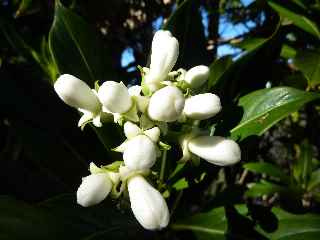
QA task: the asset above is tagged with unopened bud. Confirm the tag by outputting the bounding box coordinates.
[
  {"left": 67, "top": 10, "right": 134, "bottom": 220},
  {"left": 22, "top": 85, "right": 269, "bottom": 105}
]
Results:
[
  {"left": 128, "top": 175, "right": 169, "bottom": 230},
  {"left": 188, "top": 136, "right": 241, "bottom": 166}
]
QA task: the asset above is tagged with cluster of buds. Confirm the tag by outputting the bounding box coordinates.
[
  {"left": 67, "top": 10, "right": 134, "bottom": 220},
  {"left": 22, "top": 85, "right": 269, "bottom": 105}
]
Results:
[{"left": 54, "top": 30, "right": 241, "bottom": 230}]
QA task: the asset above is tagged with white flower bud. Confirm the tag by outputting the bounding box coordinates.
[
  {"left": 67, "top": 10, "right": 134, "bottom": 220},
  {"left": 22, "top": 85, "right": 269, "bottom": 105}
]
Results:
[
  {"left": 54, "top": 74, "right": 101, "bottom": 113},
  {"left": 184, "top": 65, "right": 210, "bottom": 88},
  {"left": 188, "top": 136, "right": 241, "bottom": 166},
  {"left": 148, "top": 86, "right": 185, "bottom": 122},
  {"left": 124, "top": 122, "right": 142, "bottom": 139},
  {"left": 183, "top": 93, "right": 222, "bottom": 120},
  {"left": 123, "top": 135, "right": 157, "bottom": 170},
  {"left": 77, "top": 173, "right": 112, "bottom": 207},
  {"left": 98, "top": 81, "right": 132, "bottom": 113},
  {"left": 145, "top": 30, "right": 179, "bottom": 91},
  {"left": 128, "top": 175, "right": 169, "bottom": 230},
  {"left": 144, "top": 127, "right": 160, "bottom": 142}
]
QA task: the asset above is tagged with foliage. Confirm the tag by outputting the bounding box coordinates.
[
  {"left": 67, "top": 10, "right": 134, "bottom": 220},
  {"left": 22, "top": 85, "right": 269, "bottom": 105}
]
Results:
[{"left": 1, "top": 0, "right": 320, "bottom": 239}]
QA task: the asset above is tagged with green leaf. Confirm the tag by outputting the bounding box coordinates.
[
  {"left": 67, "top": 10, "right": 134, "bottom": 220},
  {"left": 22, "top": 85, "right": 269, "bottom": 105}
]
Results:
[
  {"left": 0, "top": 16, "right": 57, "bottom": 81},
  {"left": 208, "top": 56, "right": 233, "bottom": 88},
  {"left": 293, "top": 140, "right": 313, "bottom": 187},
  {"left": 172, "top": 204, "right": 320, "bottom": 240},
  {"left": 281, "top": 45, "right": 297, "bottom": 59},
  {"left": 163, "top": 0, "right": 209, "bottom": 68},
  {"left": 231, "top": 38, "right": 265, "bottom": 51},
  {"left": 307, "top": 169, "right": 320, "bottom": 191},
  {"left": 171, "top": 206, "right": 239, "bottom": 240},
  {"left": 49, "top": 2, "right": 122, "bottom": 154},
  {"left": 49, "top": 1, "right": 113, "bottom": 86},
  {"left": 172, "top": 177, "right": 189, "bottom": 191},
  {"left": 208, "top": 20, "right": 281, "bottom": 96},
  {"left": 269, "top": 1, "right": 320, "bottom": 39},
  {"left": 293, "top": 49, "right": 320, "bottom": 88},
  {"left": 230, "top": 87, "right": 320, "bottom": 141},
  {"left": 243, "top": 162, "right": 290, "bottom": 184},
  {"left": 0, "top": 195, "right": 141, "bottom": 240},
  {"left": 245, "top": 181, "right": 288, "bottom": 198},
  {"left": 263, "top": 208, "right": 320, "bottom": 239}
]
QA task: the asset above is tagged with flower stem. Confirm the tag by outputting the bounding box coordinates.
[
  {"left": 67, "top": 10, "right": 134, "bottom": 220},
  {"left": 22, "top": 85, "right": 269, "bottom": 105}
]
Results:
[
  {"left": 170, "top": 190, "right": 183, "bottom": 217},
  {"left": 160, "top": 150, "right": 167, "bottom": 182}
]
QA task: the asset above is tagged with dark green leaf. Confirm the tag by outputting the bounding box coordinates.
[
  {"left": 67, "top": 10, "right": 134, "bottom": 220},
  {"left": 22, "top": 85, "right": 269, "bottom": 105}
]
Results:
[
  {"left": 243, "top": 162, "right": 290, "bottom": 184},
  {"left": 263, "top": 208, "right": 320, "bottom": 239},
  {"left": 281, "top": 45, "right": 297, "bottom": 59},
  {"left": 307, "top": 169, "right": 320, "bottom": 191},
  {"left": 230, "top": 87, "right": 320, "bottom": 141},
  {"left": 171, "top": 206, "right": 241, "bottom": 240},
  {"left": 269, "top": 1, "right": 320, "bottom": 39},
  {"left": 245, "top": 181, "right": 287, "bottom": 198},
  {"left": 208, "top": 20, "right": 281, "bottom": 97},
  {"left": 293, "top": 139, "right": 313, "bottom": 187},
  {"left": 49, "top": 1, "right": 113, "bottom": 86},
  {"left": 293, "top": 49, "right": 320, "bottom": 88},
  {"left": 49, "top": 2, "right": 122, "bottom": 154},
  {"left": 163, "top": 0, "right": 209, "bottom": 68},
  {"left": 172, "top": 204, "right": 320, "bottom": 240},
  {"left": 208, "top": 56, "right": 233, "bottom": 88},
  {"left": 0, "top": 195, "right": 141, "bottom": 240},
  {"left": 231, "top": 38, "right": 265, "bottom": 51}
]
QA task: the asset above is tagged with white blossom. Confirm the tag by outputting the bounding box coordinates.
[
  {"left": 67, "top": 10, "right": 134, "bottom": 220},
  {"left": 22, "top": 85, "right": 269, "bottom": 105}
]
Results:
[
  {"left": 144, "top": 127, "right": 160, "bottom": 142},
  {"left": 123, "top": 135, "right": 157, "bottom": 170},
  {"left": 188, "top": 136, "right": 241, "bottom": 166},
  {"left": 184, "top": 65, "right": 210, "bottom": 88},
  {"left": 54, "top": 74, "right": 101, "bottom": 114},
  {"left": 144, "top": 30, "right": 179, "bottom": 92},
  {"left": 124, "top": 122, "right": 143, "bottom": 139},
  {"left": 148, "top": 86, "right": 185, "bottom": 122},
  {"left": 98, "top": 81, "right": 132, "bottom": 114},
  {"left": 77, "top": 173, "right": 112, "bottom": 207},
  {"left": 128, "top": 175, "right": 169, "bottom": 230},
  {"left": 183, "top": 93, "right": 221, "bottom": 120}
]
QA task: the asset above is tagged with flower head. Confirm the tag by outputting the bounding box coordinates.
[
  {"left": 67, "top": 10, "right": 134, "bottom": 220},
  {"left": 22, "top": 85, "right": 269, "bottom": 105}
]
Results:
[
  {"left": 128, "top": 175, "right": 169, "bottom": 230},
  {"left": 98, "top": 81, "right": 132, "bottom": 114},
  {"left": 77, "top": 173, "right": 112, "bottom": 207},
  {"left": 184, "top": 65, "right": 210, "bottom": 89},
  {"left": 54, "top": 74, "right": 101, "bottom": 114},
  {"left": 123, "top": 134, "right": 157, "bottom": 171},
  {"left": 148, "top": 86, "right": 185, "bottom": 122},
  {"left": 145, "top": 30, "right": 179, "bottom": 92},
  {"left": 188, "top": 136, "right": 241, "bottom": 166},
  {"left": 183, "top": 93, "right": 221, "bottom": 120}
]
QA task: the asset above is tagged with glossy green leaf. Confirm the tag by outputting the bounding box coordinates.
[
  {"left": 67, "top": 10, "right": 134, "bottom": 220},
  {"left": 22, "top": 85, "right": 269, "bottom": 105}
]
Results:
[
  {"left": 171, "top": 206, "right": 244, "bottom": 240},
  {"left": 245, "top": 181, "right": 287, "bottom": 198},
  {"left": 281, "top": 45, "right": 296, "bottom": 59},
  {"left": 48, "top": 2, "right": 122, "bottom": 154},
  {"left": 307, "top": 169, "right": 320, "bottom": 191},
  {"left": 172, "top": 204, "right": 320, "bottom": 240},
  {"left": 244, "top": 162, "right": 290, "bottom": 184},
  {"left": 293, "top": 49, "right": 320, "bottom": 88},
  {"left": 264, "top": 208, "right": 320, "bottom": 239},
  {"left": 293, "top": 139, "right": 313, "bottom": 186},
  {"left": 231, "top": 38, "right": 265, "bottom": 51},
  {"left": 230, "top": 87, "right": 320, "bottom": 141},
  {"left": 162, "top": 0, "right": 209, "bottom": 68},
  {"left": 269, "top": 1, "right": 320, "bottom": 39},
  {"left": 208, "top": 55, "right": 233, "bottom": 88},
  {"left": 0, "top": 195, "right": 141, "bottom": 240},
  {"left": 49, "top": 1, "right": 112, "bottom": 86},
  {"left": 208, "top": 20, "right": 281, "bottom": 96}
]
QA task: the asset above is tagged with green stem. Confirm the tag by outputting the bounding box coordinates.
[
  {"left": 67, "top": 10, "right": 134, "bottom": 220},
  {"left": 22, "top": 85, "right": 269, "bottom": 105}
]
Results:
[
  {"left": 160, "top": 150, "right": 167, "bottom": 182},
  {"left": 170, "top": 190, "right": 183, "bottom": 218}
]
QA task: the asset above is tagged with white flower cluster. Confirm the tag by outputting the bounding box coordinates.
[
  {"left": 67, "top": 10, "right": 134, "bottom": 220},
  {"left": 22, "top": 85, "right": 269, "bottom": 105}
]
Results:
[{"left": 54, "top": 30, "right": 241, "bottom": 231}]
